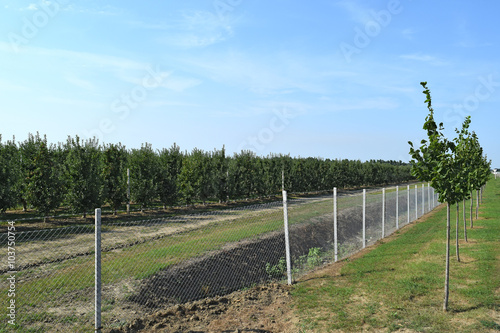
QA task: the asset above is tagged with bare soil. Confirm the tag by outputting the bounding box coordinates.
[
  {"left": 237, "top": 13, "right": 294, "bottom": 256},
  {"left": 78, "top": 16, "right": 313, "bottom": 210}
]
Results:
[{"left": 105, "top": 283, "right": 296, "bottom": 333}]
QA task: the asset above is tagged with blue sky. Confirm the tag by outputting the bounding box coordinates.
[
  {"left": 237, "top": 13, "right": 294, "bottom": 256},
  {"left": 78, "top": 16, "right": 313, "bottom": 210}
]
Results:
[{"left": 1, "top": 0, "right": 499, "bottom": 167}]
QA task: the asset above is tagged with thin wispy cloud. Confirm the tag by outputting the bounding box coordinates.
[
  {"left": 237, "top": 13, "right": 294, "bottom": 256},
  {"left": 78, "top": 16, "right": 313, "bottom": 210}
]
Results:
[
  {"left": 335, "top": 0, "right": 372, "bottom": 24},
  {"left": 324, "top": 97, "right": 399, "bottom": 112},
  {"left": 0, "top": 41, "right": 147, "bottom": 74},
  {"left": 455, "top": 41, "right": 494, "bottom": 48},
  {"left": 116, "top": 69, "right": 201, "bottom": 93},
  {"left": 61, "top": 4, "right": 123, "bottom": 16},
  {"left": 135, "top": 9, "right": 237, "bottom": 48},
  {"left": 40, "top": 96, "right": 105, "bottom": 110},
  {"left": 180, "top": 50, "right": 334, "bottom": 96},
  {"left": 400, "top": 53, "right": 449, "bottom": 66},
  {"left": 14, "top": 1, "right": 76, "bottom": 13},
  {"left": 0, "top": 79, "right": 29, "bottom": 93},
  {"left": 160, "top": 75, "right": 202, "bottom": 92},
  {"left": 64, "top": 74, "right": 96, "bottom": 91},
  {"left": 401, "top": 28, "right": 416, "bottom": 40}
]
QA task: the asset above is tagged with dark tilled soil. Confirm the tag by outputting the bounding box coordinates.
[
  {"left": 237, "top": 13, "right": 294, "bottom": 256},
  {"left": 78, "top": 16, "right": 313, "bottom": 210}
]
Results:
[{"left": 128, "top": 201, "right": 389, "bottom": 308}]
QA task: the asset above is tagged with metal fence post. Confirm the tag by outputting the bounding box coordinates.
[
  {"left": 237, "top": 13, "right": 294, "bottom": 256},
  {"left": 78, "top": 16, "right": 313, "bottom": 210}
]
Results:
[
  {"left": 415, "top": 185, "right": 418, "bottom": 220},
  {"left": 432, "top": 186, "right": 434, "bottom": 208},
  {"left": 95, "top": 208, "right": 102, "bottom": 332},
  {"left": 363, "top": 189, "right": 366, "bottom": 248},
  {"left": 127, "top": 169, "right": 130, "bottom": 215},
  {"left": 396, "top": 186, "right": 399, "bottom": 229},
  {"left": 282, "top": 191, "right": 292, "bottom": 285},
  {"left": 382, "top": 188, "right": 385, "bottom": 238},
  {"left": 407, "top": 185, "right": 410, "bottom": 225},
  {"left": 422, "top": 183, "right": 425, "bottom": 216},
  {"left": 333, "top": 187, "right": 338, "bottom": 262},
  {"left": 428, "top": 183, "right": 431, "bottom": 212}
]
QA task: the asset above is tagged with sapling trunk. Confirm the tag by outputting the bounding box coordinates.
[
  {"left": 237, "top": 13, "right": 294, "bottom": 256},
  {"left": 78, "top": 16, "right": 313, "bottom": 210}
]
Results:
[
  {"left": 444, "top": 202, "right": 450, "bottom": 311},
  {"left": 456, "top": 204, "right": 460, "bottom": 262}
]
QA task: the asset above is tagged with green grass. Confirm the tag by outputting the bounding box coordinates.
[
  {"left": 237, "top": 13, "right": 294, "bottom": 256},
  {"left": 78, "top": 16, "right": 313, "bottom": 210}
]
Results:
[{"left": 291, "top": 179, "right": 500, "bottom": 332}]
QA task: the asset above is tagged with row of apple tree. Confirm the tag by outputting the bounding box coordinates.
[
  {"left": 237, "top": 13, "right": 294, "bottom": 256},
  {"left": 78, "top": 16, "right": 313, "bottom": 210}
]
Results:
[{"left": 0, "top": 133, "right": 414, "bottom": 217}]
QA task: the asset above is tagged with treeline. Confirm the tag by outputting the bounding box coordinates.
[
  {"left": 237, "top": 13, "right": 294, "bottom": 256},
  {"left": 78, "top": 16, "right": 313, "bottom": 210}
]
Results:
[{"left": 0, "top": 133, "right": 414, "bottom": 217}]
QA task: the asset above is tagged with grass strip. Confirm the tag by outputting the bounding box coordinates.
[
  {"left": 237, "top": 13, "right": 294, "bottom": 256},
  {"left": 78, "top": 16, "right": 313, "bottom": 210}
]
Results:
[{"left": 292, "top": 179, "right": 500, "bottom": 332}]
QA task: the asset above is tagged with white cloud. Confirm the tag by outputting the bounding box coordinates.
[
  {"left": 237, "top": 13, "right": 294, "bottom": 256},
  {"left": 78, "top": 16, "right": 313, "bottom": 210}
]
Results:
[
  {"left": 400, "top": 53, "right": 449, "bottom": 66},
  {"left": 0, "top": 79, "right": 29, "bottom": 92},
  {"left": 0, "top": 41, "right": 146, "bottom": 73},
  {"left": 56, "top": 4, "right": 123, "bottom": 16},
  {"left": 116, "top": 69, "right": 200, "bottom": 93},
  {"left": 179, "top": 51, "right": 333, "bottom": 96},
  {"left": 160, "top": 76, "right": 202, "bottom": 92},
  {"left": 39, "top": 96, "right": 105, "bottom": 110},
  {"left": 325, "top": 97, "right": 399, "bottom": 112},
  {"left": 135, "top": 10, "right": 236, "bottom": 48},
  {"left": 65, "top": 74, "right": 96, "bottom": 91},
  {"left": 401, "top": 28, "right": 416, "bottom": 40},
  {"left": 142, "top": 100, "right": 201, "bottom": 108},
  {"left": 214, "top": 101, "right": 309, "bottom": 119},
  {"left": 455, "top": 41, "right": 494, "bottom": 48},
  {"left": 335, "top": 0, "right": 372, "bottom": 24}
]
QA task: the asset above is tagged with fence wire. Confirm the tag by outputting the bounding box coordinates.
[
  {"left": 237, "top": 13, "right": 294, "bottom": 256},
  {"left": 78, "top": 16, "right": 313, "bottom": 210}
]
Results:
[
  {"left": 0, "top": 183, "right": 440, "bottom": 332},
  {"left": 0, "top": 225, "right": 96, "bottom": 332}
]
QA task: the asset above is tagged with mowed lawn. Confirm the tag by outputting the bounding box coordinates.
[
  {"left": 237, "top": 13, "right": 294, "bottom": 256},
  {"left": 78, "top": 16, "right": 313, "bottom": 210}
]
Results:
[{"left": 291, "top": 179, "right": 500, "bottom": 332}]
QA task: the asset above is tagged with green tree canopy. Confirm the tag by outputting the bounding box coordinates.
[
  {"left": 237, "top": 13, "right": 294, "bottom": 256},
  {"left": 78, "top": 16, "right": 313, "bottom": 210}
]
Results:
[{"left": 64, "top": 136, "right": 103, "bottom": 218}]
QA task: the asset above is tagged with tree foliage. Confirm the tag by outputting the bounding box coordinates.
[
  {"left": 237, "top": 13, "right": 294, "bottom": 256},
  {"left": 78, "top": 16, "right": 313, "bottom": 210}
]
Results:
[
  {"left": 26, "top": 139, "right": 63, "bottom": 220},
  {"left": 129, "top": 143, "right": 159, "bottom": 211},
  {"left": 157, "top": 143, "right": 183, "bottom": 207},
  {"left": 0, "top": 134, "right": 415, "bottom": 216},
  {"left": 0, "top": 136, "right": 19, "bottom": 213},
  {"left": 64, "top": 136, "right": 103, "bottom": 218},
  {"left": 408, "top": 81, "right": 491, "bottom": 312},
  {"left": 102, "top": 143, "right": 128, "bottom": 214}
]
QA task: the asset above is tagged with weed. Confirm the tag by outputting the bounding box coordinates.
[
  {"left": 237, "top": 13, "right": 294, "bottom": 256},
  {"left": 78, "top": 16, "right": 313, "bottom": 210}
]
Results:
[{"left": 265, "top": 257, "right": 287, "bottom": 279}]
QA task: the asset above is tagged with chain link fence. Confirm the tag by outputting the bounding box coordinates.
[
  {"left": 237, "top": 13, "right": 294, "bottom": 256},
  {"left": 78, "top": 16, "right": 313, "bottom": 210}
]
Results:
[{"left": 1, "top": 183, "right": 439, "bottom": 332}]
